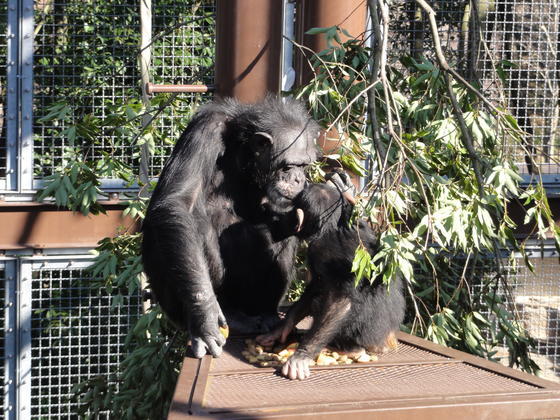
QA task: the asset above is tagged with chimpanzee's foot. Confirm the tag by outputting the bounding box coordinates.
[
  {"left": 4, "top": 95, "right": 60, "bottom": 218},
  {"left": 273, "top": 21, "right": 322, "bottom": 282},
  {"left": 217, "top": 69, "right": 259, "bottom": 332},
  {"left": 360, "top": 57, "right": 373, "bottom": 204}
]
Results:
[
  {"left": 223, "top": 310, "right": 263, "bottom": 335},
  {"left": 281, "top": 351, "right": 313, "bottom": 380},
  {"left": 335, "top": 347, "right": 366, "bottom": 359},
  {"left": 367, "top": 331, "right": 399, "bottom": 354},
  {"left": 256, "top": 327, "right": 283, "bottom": 347},
  {"left": 224, "top": 310, "right": 283, "bottom": 335},
  {"left": 258, "top": 312, "right": 283, "bottom": 333},
  {"left": 386, "top": 331, "right": 398, "bottom": 349}
]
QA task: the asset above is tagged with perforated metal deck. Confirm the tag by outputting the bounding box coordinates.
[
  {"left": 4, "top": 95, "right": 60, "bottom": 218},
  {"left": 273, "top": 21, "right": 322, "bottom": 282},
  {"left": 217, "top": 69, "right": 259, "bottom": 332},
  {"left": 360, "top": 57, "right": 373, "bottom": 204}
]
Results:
[{"left": 168, "top": 332, "right": 560, "bottom": 419}]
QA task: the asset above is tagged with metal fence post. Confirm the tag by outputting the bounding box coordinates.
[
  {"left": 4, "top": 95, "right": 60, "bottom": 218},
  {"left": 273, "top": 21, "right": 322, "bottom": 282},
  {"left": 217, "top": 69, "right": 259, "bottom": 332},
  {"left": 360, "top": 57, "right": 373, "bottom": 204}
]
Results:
[
  {"left": 17, "top": 259, "right": 32, "bottom": 419},
  {"left": 3, "top": 260, "right": 17, "bottom": 420},
  {"left": 19, "top": 0, "right": 34, "bottom": 192},
  {"left": 6, "top": 0, "right": 18, "bottom": 191}
]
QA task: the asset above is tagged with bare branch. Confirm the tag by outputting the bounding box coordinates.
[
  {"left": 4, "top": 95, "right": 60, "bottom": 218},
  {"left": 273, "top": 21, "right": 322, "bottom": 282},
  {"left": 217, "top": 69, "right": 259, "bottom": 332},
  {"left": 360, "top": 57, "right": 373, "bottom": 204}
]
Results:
[{"left": 414, "top": 0, "right": 500, "bottom": 116}]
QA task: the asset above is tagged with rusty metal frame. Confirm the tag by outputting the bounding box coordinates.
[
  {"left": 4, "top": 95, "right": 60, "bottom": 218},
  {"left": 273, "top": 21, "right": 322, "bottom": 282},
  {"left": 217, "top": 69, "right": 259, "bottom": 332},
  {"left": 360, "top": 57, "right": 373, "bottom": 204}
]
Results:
[
  {"left": 168, "top": 332, "right": 560, "bottom": 419},
  {"left": 0, "top": 202, "right": 136, "bottom": 250},
  {"left": 146, "top": 83, "right": 215, "bottom": 94}
]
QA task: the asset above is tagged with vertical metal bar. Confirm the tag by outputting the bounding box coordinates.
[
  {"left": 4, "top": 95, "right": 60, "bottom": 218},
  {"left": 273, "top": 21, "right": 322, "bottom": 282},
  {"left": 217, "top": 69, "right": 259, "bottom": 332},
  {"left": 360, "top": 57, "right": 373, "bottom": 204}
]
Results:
[
  {"left": 19, "top": 0, "right": 34, "bottom": 191},
  {"left": 281, "top": 0, "right": 296, "bottom": 92},
  {"left": 139, "top": 0, "right": 152, "bottom": 312},
  {"left": 139, "top": 0, "right": 152, "bottom": 189},
  {"left": 5, "top": 0, "right": 18, "bottom": 191},
  {"left": 3, "top": 260, "right": 17, "bottom": 420},
  {"left": 17, "top": 259, "right": 32, "bottom": 419}
]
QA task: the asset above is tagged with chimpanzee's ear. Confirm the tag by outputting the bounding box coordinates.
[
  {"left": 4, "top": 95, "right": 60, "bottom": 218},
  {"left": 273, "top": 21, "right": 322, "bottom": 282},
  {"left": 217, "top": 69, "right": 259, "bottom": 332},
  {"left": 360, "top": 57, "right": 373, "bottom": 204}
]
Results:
[{"left": 250, "top": 132, "right": 273, "bottom": 153}]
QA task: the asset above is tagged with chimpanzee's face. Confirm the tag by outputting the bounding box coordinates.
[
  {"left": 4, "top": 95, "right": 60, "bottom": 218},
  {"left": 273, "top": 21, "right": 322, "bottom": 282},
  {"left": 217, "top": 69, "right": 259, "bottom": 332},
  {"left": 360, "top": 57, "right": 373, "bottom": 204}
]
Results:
[{"left": 249, "top": 126, "right": 318, "bottom": 210}]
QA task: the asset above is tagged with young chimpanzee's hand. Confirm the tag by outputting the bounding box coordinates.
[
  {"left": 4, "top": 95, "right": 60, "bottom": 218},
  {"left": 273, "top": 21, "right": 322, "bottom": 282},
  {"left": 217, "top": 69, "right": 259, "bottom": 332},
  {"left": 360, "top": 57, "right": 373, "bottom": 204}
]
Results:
[
  {"left": 281, "top": 351, "right": 313, "bottom": 380},
  {"left": 325, "top": 169, "right": 356, "bottom": 204}
]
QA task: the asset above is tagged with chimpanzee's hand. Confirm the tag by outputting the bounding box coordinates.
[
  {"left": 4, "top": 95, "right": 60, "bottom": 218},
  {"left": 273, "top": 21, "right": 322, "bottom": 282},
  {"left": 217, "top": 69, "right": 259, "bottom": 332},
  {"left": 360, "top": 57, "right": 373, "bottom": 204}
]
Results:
[
  {"left": 189, "top": 299, "right": 228, "bottom": 358},
  {"left": 256, "top": 324, "right": 286, "bottom": 347},
  {"left": 325, "top": 169, "right": 356, "bottom": 204},
  {"left": 256, "top": 316, "right": 294, "bottom": 346},
  {"left": 281, "top": 351, "right": 313, "bottom": 380}
]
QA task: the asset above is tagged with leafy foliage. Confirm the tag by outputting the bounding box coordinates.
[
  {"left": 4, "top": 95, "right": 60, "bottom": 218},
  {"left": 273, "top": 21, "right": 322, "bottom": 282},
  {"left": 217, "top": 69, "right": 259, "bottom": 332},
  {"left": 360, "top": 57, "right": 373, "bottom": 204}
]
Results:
[
  {"left": 294, "top": 25, "right": 558, "bottom": 374},
  {"left": 68, "top": 233, "right": 187, "bottom": 419},
  {"left": 70, "top": 306, "right": 185, "bottom": 419}
]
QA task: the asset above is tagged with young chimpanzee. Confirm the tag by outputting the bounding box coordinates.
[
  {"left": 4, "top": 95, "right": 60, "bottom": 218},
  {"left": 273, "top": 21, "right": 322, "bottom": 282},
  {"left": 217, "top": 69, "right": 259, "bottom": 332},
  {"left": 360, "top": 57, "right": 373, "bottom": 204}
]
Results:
[{"left": 257, "top": 180, "right": 405, "bottom": 380}]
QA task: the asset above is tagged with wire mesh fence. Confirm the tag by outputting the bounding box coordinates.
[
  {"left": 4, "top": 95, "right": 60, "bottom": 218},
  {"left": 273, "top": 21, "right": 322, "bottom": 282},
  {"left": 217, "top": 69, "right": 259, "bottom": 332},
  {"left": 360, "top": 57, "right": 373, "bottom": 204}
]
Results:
[
  {"left": 29, "top": 264, "right": 142, "bottom": 419},
  {"left": 480, "top": 1, "right": 560, "bottom": 175},
  {"left": 2, "top": 1, "right": 559, "bottom": 185},
  {"left": 413, "top": 247, "right": 560, "bottom": 383},
  {"left": 33, "top": 1, "right": 141, "bottom": 178},
  {"left": 389, "top": 0, "right": 560, "bottom": 175},
  {"left": 474, "top": 252, "right": 560, "bottom": 383},
  {"left": 148, "top": 0, "right": 215, "bottom": 176},
  {"left": 32, "top": 0, "right": 215, "bottom": 181}
]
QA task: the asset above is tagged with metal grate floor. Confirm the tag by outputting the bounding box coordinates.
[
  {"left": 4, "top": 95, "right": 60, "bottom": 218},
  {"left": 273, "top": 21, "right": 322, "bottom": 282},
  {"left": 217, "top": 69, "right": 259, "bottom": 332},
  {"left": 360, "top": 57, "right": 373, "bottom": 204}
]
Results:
[
  {"left": 204, "top": 362, "right": 536, "bottom": 410},
  {"left": 169, "top": 332, "right": 560, "bottom": 419}
]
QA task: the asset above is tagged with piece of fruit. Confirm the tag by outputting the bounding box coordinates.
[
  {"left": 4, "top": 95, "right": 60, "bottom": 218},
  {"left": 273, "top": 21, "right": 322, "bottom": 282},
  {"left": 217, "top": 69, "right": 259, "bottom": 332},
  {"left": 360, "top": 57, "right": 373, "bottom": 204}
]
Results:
[
  {"left": 278, "top": 349, "right": 289, "bottom": 358},
  {"left": 219, "top": 326, "right": 229, "bottom": 338},
  {"left": 259, "top": 361, "right": 280, "bottom": 367},
  {"left": 356, "top": 353, "right": 371, "bottom": 363},
  {"left": 256, "top": 353, "right": 272, "bottom": 361},
  {"left": 316, "top": 353, "right": 337, "bottom": 366}
]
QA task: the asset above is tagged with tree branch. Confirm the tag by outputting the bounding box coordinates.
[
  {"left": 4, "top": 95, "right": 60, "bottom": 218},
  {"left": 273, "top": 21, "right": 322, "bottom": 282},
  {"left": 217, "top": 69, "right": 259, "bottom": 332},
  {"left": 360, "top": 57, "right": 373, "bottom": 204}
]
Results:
[
  {"left": 414, "top": 0, "right": 486, "bottom": 195},
  {"left": 414, "top": 0, "right": 500, "bottom": 116}
]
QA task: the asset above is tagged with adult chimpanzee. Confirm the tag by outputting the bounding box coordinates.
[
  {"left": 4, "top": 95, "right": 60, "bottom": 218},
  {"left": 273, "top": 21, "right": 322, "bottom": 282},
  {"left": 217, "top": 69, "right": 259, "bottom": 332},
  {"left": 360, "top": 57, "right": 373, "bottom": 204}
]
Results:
[
  {"left": 257, "top": 181, "right": 405, "bottom": 380},
  {"left": 142, "top": 96, "right": 320, "bottom": 358}
]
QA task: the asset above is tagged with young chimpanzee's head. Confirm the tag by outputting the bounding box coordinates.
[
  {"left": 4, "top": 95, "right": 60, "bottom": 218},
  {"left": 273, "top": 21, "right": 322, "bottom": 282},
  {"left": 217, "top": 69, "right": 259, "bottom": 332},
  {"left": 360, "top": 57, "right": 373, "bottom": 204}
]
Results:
[{"left": 292, "top": 183, "right": 353, "bottom": 241}]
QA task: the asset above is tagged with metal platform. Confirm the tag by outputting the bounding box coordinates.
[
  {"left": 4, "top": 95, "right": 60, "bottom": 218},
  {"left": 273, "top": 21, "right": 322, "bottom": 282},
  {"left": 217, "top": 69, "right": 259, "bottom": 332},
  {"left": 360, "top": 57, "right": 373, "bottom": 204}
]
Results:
[{"left": 168, "top": 332, "right": 560, "bottom": 419}]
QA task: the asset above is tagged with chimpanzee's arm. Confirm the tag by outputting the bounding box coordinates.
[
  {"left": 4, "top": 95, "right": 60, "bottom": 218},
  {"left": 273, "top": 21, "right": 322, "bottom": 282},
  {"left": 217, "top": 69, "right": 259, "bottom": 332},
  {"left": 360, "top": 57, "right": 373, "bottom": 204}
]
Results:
[
  {"left": 256, "top": 282, "right": 317, "bottom": 347},
  {"left": 142, "top": 109, "right": 229, "bottom": 358},
  {"left": 282, "top": 291, "right": 351, "bottom": 380}
]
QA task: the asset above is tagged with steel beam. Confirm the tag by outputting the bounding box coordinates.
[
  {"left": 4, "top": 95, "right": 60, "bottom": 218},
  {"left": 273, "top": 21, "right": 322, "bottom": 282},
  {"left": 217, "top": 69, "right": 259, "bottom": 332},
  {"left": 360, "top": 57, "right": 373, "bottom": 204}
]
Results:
[{"left": 0, "top": 204, "right": 137, "bottom": 250}]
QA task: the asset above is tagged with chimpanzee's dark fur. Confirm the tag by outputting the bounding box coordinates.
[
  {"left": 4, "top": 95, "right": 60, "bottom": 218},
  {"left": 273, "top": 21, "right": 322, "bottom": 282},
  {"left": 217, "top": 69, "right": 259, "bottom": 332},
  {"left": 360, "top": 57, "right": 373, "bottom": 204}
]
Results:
[
  {"left": 142, "top": 96, "right": 320, "bottom": 358},
  {"left": 258, "top": 182, "right": 405, "bottom": 380}
]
